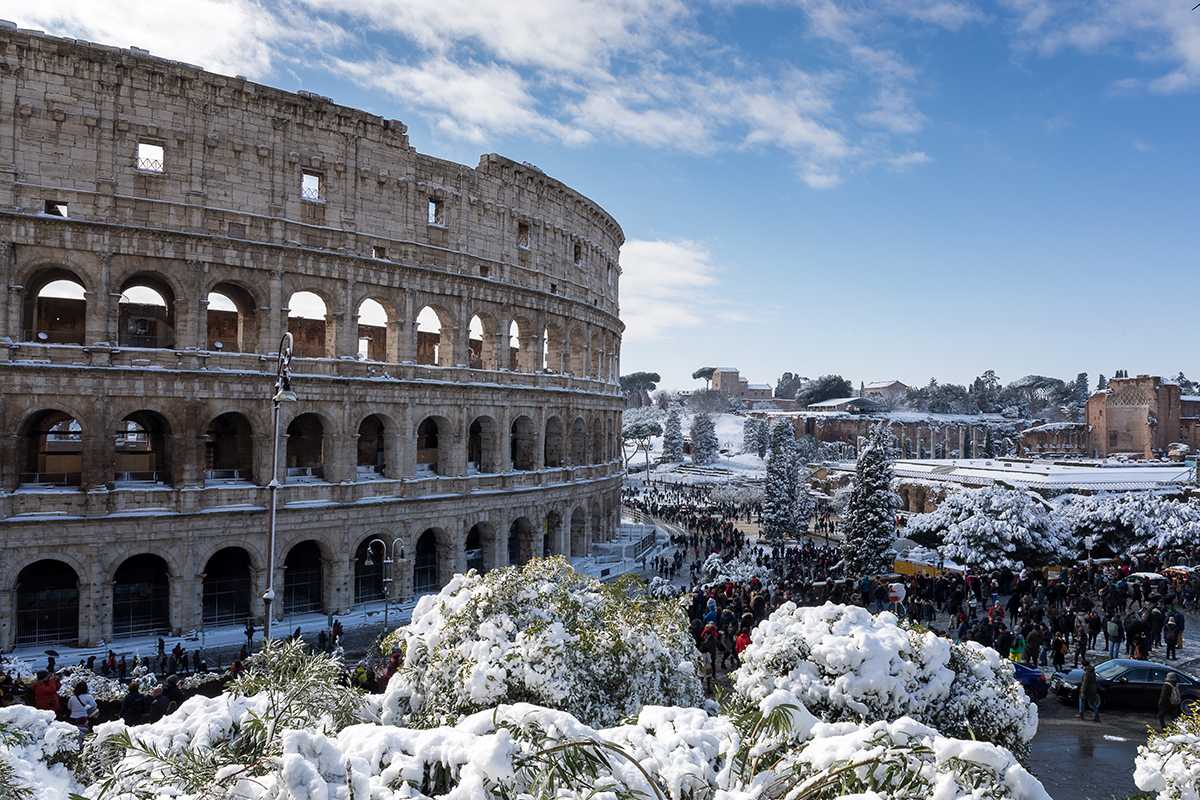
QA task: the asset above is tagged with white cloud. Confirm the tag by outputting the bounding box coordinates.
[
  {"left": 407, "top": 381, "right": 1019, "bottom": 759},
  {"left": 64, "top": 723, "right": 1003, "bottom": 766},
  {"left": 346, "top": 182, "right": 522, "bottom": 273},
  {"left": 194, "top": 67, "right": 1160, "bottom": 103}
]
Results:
[
  {"left": 887, "top": 150, "right": 931, "bottom": 169},
  {"left": 618, "top": 240, "right": 727, "bottom": 342}
]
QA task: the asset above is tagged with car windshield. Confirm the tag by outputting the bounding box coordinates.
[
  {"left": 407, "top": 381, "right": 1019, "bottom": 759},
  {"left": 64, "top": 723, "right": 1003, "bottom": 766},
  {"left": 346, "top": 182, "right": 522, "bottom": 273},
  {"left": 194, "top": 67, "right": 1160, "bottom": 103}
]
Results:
[{"left": 1096, "top": 662, "right": 1126, "bottom": 679}]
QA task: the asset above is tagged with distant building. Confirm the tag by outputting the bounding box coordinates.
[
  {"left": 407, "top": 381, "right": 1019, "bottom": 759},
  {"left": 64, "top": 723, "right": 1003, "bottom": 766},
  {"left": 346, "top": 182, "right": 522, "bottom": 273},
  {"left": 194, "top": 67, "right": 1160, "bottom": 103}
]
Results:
[
  {"left": 861, "top": 380, "right": 909, "bottom": 406},
  {"left": 712, "top": 368, "right": 773, "bottom": 401}
]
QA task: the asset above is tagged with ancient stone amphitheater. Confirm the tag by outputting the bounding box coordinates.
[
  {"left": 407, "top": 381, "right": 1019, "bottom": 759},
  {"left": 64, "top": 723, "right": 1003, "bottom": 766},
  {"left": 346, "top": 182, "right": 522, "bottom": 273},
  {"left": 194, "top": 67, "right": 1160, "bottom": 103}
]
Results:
[{"left": 0, "top": 27, "right": 625, "bottom": 649}]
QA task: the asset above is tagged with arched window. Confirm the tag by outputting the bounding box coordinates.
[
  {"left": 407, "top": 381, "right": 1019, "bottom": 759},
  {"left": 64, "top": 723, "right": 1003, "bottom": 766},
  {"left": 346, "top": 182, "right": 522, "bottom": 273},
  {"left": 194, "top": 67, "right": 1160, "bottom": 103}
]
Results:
[
  {"left": 15, "top": 560, "right": 79, "bottom": 645},
  {"left": 112, "top": 554, "right": 171, "bottom": 638},
  {"left": 20, "top": 410, "right": 82, "bottom": 487},
  {"left": 357, "top": 415, "right": 386, "bottom": 478},
  {"left": 23, "top": 272, "right": 86, "bottom": 344},
  {"left": 353, "top": 537, "right": 386, "bottom": 604},
  {"left": 205, "top": 412, "right": 254, "bottom": 483},
  {"left": 416, "top": 306, "right": 444, "bottom": 366},
  {"left": 468, "top": 314, "right": 486, "bottom": 370},
  {"left": 468, "top": 416, "right": 498, "bottom": 474},
  {"left": 115, "top": 411, "right": 170, "bottom": 485},
  {"left": 510, "top": 415, "right": 536, "bottom": 470},
  {"left": 413, "top": 529, "right": 440, "bottom": 594},
  {"left": 118, "top": 278, "right": 175, "bottom": 348},
  {"left": 285, "top": 413, "right": 325, "bottom": 481},
  {"left": 508, "top": 518, "right": 535, "bottom": 566},
  {"left": 202, "top": 547, "right": 252, "bottom": 626},
  {"left": 465, "top": 523, "right": 490, "bottom": 573},
  {"left": 283, "top": 540, "right": 324, "bottom": 615},
  {"left": 544, "top": 416, "right": 564, "bottom": 468},
  {"left": 544, "top": 511, "right": 563, "bottom": 556},
  {"left": 507, "top": 320, "right": 520, "bottom": 370},
  {"left": 416, "top": 417, "right": 442, "bottom": 475},
  {"left": 206, "top": 283, "right": 257, "bottom": 353},
  {"left": 287, "top": 291, "right": 329, "bottom": 358},
  {"left": 357, "top": 298, "right": 388, "bottom": 361}
]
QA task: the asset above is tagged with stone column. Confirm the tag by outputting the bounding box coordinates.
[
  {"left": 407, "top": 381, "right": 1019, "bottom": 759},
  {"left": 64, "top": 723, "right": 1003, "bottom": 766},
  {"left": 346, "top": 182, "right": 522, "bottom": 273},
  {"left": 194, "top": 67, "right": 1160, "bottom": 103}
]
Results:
[{"left": 266, "top": 271, "right": 284, "bottom": 353}]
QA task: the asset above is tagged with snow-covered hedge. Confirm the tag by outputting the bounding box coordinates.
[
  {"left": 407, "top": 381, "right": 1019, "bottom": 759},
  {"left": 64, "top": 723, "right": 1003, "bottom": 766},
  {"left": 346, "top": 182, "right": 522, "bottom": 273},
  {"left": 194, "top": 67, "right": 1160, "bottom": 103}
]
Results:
[
  {"left": 700, "top": 550, "right": 768, "bottom": 588},
  {"left": 380, "top": 557, "right": 704, "bottom": 728},
  {"left": 1056, "top": 492, "right": 1200, "bottom": 554},
  {"left": 731, "top": 602, "right": 1038, "bottom": 756},
  {"left": 0, "top": 705, "right": 81, "bottom": 800},
  {"left": 1134, "top": 707, "right": 1200, "bottom": 800},
  {"left": 906, "top": 486, "right": 1072, "bottom": 571}
]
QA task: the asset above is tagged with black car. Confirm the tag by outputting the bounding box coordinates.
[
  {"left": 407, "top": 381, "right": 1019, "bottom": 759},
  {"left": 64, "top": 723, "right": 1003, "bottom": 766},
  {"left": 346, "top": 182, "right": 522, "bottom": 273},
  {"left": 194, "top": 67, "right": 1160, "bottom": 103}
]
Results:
[{"left": 1050, "top": 659, "right": 1200, "bottom": 708}]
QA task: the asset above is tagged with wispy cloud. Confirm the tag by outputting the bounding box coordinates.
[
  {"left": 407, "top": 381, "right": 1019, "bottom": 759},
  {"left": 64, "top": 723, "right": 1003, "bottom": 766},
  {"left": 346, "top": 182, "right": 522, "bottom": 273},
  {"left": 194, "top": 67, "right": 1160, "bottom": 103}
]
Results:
[{"left": 618, "top": 240, "right": 730, "bottom": 342}]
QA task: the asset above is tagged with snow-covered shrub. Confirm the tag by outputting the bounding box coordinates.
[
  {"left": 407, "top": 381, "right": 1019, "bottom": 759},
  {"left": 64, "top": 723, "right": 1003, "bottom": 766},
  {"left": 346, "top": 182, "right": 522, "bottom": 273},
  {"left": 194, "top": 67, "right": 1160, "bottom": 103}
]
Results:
[
  {"left": 700, "top": 550, "right": 767, "bottom": 587},
  {"left": 907, "top": 486, "right": 1073, "bottom": 571},
  {"left": 0, "top": 705, "right": 81, "bottom": 800},
  {"left": 648, "top": 575, "right": 683, "bottom": 599},
  {"left": 1135, "top": 705, "right": 1200, "bottom": 800},
  {"left": 1056, "top": 492, "right": 1200, "bottom": 555},
  {"left": 731, "top": 602, "right": 1037, "bottom": 756},
  {"left": 55, "top": 667, "right": 159, "bottom": 704},
  {"left": 381, "top": 557, "right": 704, "bottom": 728}
]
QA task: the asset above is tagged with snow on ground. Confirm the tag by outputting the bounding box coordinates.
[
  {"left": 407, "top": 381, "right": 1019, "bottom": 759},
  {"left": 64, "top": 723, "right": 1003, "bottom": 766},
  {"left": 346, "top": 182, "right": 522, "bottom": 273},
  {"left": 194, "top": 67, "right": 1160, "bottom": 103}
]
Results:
[{"left": 624, "top": 407, "right": 767, "bottom": 483}]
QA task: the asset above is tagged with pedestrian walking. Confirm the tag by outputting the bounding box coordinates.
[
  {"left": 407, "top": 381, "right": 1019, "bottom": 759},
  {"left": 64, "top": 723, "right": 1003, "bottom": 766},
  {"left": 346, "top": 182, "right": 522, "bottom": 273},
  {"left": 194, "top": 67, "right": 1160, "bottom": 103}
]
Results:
[
  {"left": 1158, "top": 673, "right": 1182, "bottom": 731},
  {"left": 1078, "top": 663, "right": 1101, "bottom": 722}
]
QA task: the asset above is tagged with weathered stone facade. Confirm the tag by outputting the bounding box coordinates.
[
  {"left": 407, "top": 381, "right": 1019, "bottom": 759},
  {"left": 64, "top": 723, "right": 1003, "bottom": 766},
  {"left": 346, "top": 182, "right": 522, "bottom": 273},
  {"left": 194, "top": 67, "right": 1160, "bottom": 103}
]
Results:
[
  {"left": 0, "top": 28, "right": 625, "bottom": 649},
  {"left": 1087, "top": 375, "right": 1200, "bottom": 458}
]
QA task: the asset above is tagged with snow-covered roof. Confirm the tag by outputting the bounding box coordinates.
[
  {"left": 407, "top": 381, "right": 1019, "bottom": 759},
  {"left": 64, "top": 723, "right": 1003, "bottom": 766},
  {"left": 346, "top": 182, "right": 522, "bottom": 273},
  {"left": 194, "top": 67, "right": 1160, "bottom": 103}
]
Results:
[
  {"left": 864, "top": 380, "right": 906, "bottom": 390},
  {"left": 1182, "top": 395, "right": 1200, "bottom": 403},
  {"left": 806, "top": 396, "right": 875, "bottom": 408},
  {"left": 831, "top": 457, "right": 1193, "bottom": 493},
  {"left": 747, "top": 383, "right": 771, "bottom": 390},
  {"left": 715, "top": 367, "right": 739, "bottom": 373}
]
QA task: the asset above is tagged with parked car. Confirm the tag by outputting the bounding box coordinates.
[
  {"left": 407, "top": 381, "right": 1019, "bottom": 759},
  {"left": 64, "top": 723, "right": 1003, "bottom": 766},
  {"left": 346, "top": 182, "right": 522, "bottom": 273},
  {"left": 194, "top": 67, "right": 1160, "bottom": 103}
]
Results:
[
  {"left": 1012, "top": 662, "right": 1048, "bottom": 701},
  {"left": 1051, "top": 659, "right": 1200, "bottom": 708}
]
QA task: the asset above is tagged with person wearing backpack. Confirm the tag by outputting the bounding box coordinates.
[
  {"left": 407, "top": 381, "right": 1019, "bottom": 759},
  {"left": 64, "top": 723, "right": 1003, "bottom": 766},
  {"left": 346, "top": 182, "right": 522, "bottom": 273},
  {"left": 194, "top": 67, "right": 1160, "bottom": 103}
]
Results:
[
  {"left": 1158, "top": 673, "right": 1182, "bottom": 731},
  {"left": 1106, "top": 615, "right": 1123, "bottom": 659}
]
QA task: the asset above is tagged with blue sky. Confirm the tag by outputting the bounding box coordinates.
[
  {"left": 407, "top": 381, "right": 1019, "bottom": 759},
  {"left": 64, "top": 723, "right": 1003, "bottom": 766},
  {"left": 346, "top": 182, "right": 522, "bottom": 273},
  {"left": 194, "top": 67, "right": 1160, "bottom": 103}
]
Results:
[{"left": 6, "top": 0, "right": 1200, "bottom": 391}]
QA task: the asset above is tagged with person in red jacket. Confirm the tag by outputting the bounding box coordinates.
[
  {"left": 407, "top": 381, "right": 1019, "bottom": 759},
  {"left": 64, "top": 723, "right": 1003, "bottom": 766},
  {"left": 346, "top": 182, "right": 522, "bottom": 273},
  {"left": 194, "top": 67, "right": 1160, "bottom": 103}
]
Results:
[
  {"left": 734, "top": 628, "right": 751, "bottom": 658},
  {"left": 31, "top": 671, "right": 61, "bottom": 714}
]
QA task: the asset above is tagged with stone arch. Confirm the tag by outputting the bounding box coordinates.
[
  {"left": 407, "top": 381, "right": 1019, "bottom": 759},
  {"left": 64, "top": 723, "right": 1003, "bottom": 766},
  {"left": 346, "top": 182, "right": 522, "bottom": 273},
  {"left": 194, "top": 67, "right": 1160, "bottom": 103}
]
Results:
[
  {"left": 506, "top": 318, "right": 522, "bottom": 371},
  {"left": 508, "top": 516, "right": 537, "bottom": 566},
  {"left": 14, "top": 559, "right": 80, "bottom": 645},
  {"left": 117, "top": 272, "right": 177, "bottom": 349},
  {"left": 355, "top": 297, "right": 390, "bottom": 361},
  {"left": 285, "top": 412, "right": 327, "bottom": 482},
  {"left": 543, "top": 509, "right": 564, "bottom": 556},
  {"left": 201, "top": 546, "right": 254, "bottom": 626},
  {"left": 356, "top": 413, "right": 389, "bottom": 478},
  {"left": 204, "top": 411, "right": 255, "bottom": 484},
  {"left": 353, "top": 535, "right": 388, "bottom": 604},
  {"left": 510, "top": 414, "right": 537, "bottom": 470},
  {"left": 412, "top": 527, "right": 456, "bottom": 594},
  {"left": 467, "top": 311, "right": 496, "bottom": 370},
  {"left": 570, "top": 506, "right": 588, "bottom": 557},
  {"left": 111, "top": 553, "right": 171, "bottom": 638},
  {"left": 21, "top": 266, "right": 89, "bottom": 344},
  {"left": 544, "top": 415, "right": 564, "bottom": 468},
  {"left": 465, "top": 521, "right": 496, "bottom": 573},
  {"left": 415, "top": 414, "right": 453, "bottom": 476},
  {"left": 543, "top": 319, "right": 564, "bottom": 372},
  {"left": 467, "top": 415, "right": 499, "bottom": 473},
  {"left": 287, "top": 290, "right": 332, "bottom": 358},
  {"left": 114, "top": 409, "right": 172, "bottom": 485},
  {"left": 17, "top": 408, "right": 83, "bottom": 488},
  {"left": 206, "top": 280, "right": 261, "bottom": 353},
  {"left": 570, "top": 416, "right": 588, "bottom": 465},
  {"left": 282, "top": 539, "right": 325, "bottom": 615},
  {"left": 415, "top": 304, "right": 451, "bottom": 367}
]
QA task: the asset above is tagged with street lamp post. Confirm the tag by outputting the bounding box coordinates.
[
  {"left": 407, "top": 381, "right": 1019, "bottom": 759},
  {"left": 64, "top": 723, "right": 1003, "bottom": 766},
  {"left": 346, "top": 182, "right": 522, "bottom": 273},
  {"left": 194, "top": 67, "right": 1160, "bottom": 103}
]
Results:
[
  {"left": 263, "top": 332, "right": 296, "bottom": 644},
  {"left": 365, "top": 537, "right": 406, "bottom": 629}
]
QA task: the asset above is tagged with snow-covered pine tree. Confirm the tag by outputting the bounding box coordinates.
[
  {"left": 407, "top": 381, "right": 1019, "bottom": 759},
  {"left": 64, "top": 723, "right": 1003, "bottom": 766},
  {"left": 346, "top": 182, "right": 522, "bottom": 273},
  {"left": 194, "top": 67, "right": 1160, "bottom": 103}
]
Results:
[
  {"left": 841, "top": 423, "right": 898, "bottom": 576},
  {"left": 762, "top": 420, "right": 800, "bottom": 539},
  {"left": 742, "top": 416, "right": 760, "bottom": 456},
  {"left": 755, "top": 418, "right": 769, "bottom": 459},
  {"left": 690, "top": 412, "right": 720, "bottom": 465},
  {"left": 983, "top": 428, "right": 997, "bottom": 458},
  {"left": 662, "top": 408, "right": 685, "bottom": 462}
]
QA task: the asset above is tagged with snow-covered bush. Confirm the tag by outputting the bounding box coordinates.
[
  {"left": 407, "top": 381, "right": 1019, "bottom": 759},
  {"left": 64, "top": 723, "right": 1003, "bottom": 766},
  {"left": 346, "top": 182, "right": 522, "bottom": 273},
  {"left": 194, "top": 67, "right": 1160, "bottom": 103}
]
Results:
[
  {"left": 1056, "top": 492, "right": 1200, "bottom": 555},
  {"left": 731, "top": 602, "right": 1037, "bottom": 756},
  {"left": 907, "top": 486, "right": 1073, "bottom": 571},
  {"left": 380, "top": 557, "right": 704, "bottom": 728},
  {"left": 648, "top": 575, "right": 683, "bottom": 599},
  {"left": 700, "top": 550, "right": 768, "bottom": 587},
  {"left": 0, "top": 705, "right": 81, "bottom": 800},
  {"left": 1135, "top": 705, "right": 1200, "bottom": 800}
]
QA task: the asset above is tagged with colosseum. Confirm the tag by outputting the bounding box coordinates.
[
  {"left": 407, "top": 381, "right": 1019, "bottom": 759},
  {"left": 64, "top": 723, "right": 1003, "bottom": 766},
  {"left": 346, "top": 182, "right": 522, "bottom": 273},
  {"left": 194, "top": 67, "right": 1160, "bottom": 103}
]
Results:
[{"left": 0, "top": 27, "right": 626, "bottom": 650}]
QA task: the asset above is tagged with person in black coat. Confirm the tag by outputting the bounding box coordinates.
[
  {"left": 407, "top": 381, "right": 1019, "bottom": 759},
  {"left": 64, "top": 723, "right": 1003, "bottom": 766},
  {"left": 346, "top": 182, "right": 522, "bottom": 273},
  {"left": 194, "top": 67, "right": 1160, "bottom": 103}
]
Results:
[{"left": 121, "top": 681, "right": 147, "bottom": 725}]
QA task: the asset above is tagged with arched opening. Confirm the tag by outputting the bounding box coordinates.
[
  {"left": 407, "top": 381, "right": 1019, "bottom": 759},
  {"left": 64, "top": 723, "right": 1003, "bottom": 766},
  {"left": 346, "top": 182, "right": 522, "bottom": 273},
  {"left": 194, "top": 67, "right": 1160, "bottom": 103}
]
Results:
[
  {"left": 510, "top": 415, "right": 536, "bottom": 470},
  {"left": 201, "top": 547, "right": 252, "bottom": 626},
  {"left": 111, "top": 553, "right": 171, "bottom": 638},
  {"left": 15, "top": 560, "right": 79, "bottom": 645},
  {"left": 415, "top": 416, "right": 447, "bottom": 476},
  {"left": 508, "top": 517, "right": 536, "bottom": 566},
  {"left": 570, "top": 417, "right": 587, "bottom": 466},
  {"left": 287, "top": 291, "right": 329, "bottom": 358},
  {"left": 416, "top": 306, "right": 444, "bottom": 366},
  {"left": 19, "top": 410, "right": 82, "bottom": 488},
  {"left": 204, "top": 412, "right": 254, "bottom": 484},
  {"left": 357, "top": 415, "right": 386, "bottom": 478},
  {"left": 465, "top": 523, "right": 491, "bottom": 573},
  {"left": 468, "top": 314, "right": 486, "bottom": 370},
  {"left": 467, "top": 416, "right": 498, "bottom": 474},
  {"left": 283, "top": 540, "right": 324, "bottom": 615},
  {"left": 115, "top": 410, "right": 171, "bottom": 485},
  {"left": 507, "top": 320, "right": 521, "bottom": 370},
  {"left": 286, "top": 413, "right": 325, "bottom": 481},
  {"left": 544, "top": 416, "right": 564, "bottom": 468},
  {"left": 118, "top": 278, "right": 175, "bottom": 349},
  {"left": 413, "top": 529, "right": 440, "bottom": 594},
  {"left": 356, "top": 298, "right": 388, "bottom": 361},
  {"left": 591, "top": 421, "right": 605, "bottom": 466},
  {"left": 22, "top": 270, "right": 86, "bottom": 344},
  {"left": 570, "top": 508, "right": 587, "bottom": 557},
  {"left": 353, "top": 537, "right": 386, "bottom": 604},
  {"left": 206, "top": 283, "right": 258, "bottom": 353},
  {"left": 544, "top": 511, "right": 563, "bottom": 556}
]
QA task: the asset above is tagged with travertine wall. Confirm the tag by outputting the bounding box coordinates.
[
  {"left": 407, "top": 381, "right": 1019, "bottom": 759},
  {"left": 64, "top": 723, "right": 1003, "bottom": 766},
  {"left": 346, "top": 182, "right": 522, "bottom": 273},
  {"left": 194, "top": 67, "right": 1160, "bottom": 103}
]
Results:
[{"left": 0, "top": 27, "right": 626, "bottom": 649}]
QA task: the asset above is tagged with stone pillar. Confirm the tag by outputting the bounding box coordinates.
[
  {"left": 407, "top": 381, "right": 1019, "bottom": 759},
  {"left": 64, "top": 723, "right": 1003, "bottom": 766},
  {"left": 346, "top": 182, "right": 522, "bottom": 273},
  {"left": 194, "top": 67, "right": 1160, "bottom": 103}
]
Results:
[
  {"left": 334, "top": 309, "right": 357, "bottom": 358},
  {"left": 957, "top": 426, "right": 966, "bottom": 460},
  {"left": 266, "top": 271, "right": 284, "bottom": 354},
  {"left": 328, "top": 553, "right": 352, "bottom": 615},
  {"left": 387, "top": 319, "right": 404, "bottom": 363}
]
